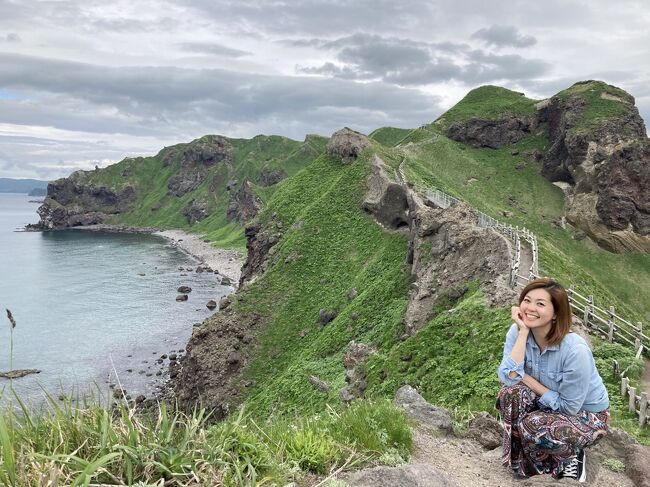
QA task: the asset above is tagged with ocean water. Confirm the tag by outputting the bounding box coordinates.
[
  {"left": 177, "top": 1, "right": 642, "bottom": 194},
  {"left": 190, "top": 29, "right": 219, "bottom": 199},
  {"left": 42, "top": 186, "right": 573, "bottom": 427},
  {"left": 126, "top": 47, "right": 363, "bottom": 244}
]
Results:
[{"left": 0, "top": 193, "right": 230, "bottom": 405}]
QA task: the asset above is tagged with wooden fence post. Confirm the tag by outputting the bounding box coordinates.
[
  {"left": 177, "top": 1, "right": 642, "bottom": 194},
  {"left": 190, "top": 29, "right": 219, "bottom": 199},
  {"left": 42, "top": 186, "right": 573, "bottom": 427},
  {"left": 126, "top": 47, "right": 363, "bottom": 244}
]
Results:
[
  {"left": 608, "top": 306, "right": 615, "bottom": 343},
  {"left": 629, "top": 386, "right": 636, "bottom": 413},
  {"left": 584, "top": 295, "right": 593, "bottom": 327},
  {"left": 640, "top": 393, "right": 648, "bottom": 426},
  {"left": 622, "top": 376, "right": 629, "bottom": 397},
  {"left": 612, "top": 359, "right": 619, "bottom": 379}
]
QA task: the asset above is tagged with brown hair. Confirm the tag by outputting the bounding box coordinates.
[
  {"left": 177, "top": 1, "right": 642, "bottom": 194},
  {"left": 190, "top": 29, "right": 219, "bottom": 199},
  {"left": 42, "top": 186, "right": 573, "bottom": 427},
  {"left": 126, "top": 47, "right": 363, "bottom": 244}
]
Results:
[{"left": 519, "top": 277, "right": 572, "bottom": 346}]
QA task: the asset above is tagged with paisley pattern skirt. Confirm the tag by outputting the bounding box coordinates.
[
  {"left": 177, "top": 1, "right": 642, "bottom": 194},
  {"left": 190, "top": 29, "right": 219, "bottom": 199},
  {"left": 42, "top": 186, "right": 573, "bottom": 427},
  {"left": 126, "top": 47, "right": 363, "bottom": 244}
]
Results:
[{"left": 496, "top": 384, "right": 610, "bottom": 478}]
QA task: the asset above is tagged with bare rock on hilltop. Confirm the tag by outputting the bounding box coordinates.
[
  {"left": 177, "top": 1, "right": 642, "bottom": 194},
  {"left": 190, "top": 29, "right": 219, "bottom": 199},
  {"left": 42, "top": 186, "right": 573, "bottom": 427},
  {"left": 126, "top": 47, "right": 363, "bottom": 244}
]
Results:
[{"left": 326, "top": 127, "right": 370, "bottom": 163}]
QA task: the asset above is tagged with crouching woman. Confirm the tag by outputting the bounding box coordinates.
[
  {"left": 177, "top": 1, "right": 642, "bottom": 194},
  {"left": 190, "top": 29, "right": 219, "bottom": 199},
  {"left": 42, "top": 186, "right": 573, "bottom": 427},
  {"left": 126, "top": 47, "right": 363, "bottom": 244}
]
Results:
[{"left": 496, "top": 278, "right": 609, "bottom": 482}]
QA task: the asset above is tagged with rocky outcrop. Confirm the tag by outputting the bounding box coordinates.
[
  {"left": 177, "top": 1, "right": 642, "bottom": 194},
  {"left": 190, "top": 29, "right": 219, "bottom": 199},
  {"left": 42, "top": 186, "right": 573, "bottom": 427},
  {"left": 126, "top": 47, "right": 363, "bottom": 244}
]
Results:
[
  {"left": 405, "top": 197, "right": 515, "bottom": 334},
  {"left": 446, "top": 114, "right": 535, "bottom": 149},
  {"left": 536, "top": 81, "right": 650, "bottom": 253},
  {"left": 166, "top": 136, "right": 233, "bottom": 197},
  {"left": 170, "top": 302, "right": 257, "bottom": 418},
  {"left": 362, "top": 155, "right": 410, "bottom": 231},
  {"left": 182, "top": 199, "right": 209, "bottom": 224},
  {"left": 394, "top": 385, "right": 453, "bottom": 435},
  {"left": 226, "top": 180, "right": 262, "bottom": 224},
  {"left": 340, "top": 341, "right": 376, "bottom": 403},
  {"left": 259, "top": 168, "right": 285, "bottom": 187},
  {"left": 326, "top": 127, "right": 370, "bottom": 163},
  {"left": 36, "top": 174, "right": 137, "bottom": 229},
  {"left": 343, "top": 463, "right": 457, "bottom": 487},
  {"left": 238, "top": 217, "right": 284, "bottom": 286}
]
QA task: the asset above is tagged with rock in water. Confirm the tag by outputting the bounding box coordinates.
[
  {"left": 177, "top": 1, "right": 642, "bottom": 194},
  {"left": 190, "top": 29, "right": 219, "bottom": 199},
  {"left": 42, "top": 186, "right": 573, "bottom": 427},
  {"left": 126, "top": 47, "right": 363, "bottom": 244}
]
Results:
[
  {"left": 206, "top": 299, "right": 217, "bottom": 310},
  {"left": 0, "top": 369, "right": 41, "bottom": 379},
  {"left": 176, "top": 294, "right": 188, "bottom": 301}
]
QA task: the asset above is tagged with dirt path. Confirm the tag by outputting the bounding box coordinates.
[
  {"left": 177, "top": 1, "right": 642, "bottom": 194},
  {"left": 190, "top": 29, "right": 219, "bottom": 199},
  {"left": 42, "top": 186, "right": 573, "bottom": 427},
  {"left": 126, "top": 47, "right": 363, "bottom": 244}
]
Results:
[{"left": 409, "top": 426, "right": 633, "bottom": 487}]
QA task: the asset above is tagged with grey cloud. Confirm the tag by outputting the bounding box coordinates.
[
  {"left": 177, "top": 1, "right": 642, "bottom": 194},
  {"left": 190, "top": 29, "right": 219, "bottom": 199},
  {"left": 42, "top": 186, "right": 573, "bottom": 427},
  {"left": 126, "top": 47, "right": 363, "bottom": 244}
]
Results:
[
  {"left": 471, "top": 25, "right": 536, "bottom": 48},
  {"left": 464, "top": 50, "right": 549, "bottom": 82},
  {"left": 176, "top": 42, "right": 250, "bottom": 57},
  {"left": 0, "top": 52, "right": 444, "bottom": 178},
  {"left": 180, "top": 0, "right": 434, "bottom": 36},
  {"left": 2, "top": 33, "right": 21, "bottom": 42},
  {"left": 295, "top": 33, "right": 548, "bottom": 85}
]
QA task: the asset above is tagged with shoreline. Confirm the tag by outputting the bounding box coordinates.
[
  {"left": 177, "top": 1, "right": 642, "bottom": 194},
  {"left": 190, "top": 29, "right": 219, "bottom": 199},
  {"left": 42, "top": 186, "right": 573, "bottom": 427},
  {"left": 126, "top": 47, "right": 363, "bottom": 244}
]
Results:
[{"left": 33, "top": 224, "right": 245, "bottom": 285}]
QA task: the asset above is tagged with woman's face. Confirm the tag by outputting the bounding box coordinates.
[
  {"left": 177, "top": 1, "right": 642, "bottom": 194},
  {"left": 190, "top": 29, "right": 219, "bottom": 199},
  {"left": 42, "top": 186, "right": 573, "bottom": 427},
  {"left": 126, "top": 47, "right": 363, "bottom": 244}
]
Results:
[{"left": 519, "top": 288, "right": 556, "bottom": 330}]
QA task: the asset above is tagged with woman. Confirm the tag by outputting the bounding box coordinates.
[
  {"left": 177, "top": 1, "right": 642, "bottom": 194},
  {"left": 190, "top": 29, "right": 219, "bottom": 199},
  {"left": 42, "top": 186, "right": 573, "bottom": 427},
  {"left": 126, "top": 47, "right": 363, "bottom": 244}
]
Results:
[{"left": 497, "top": 278, "right": 609, "bottom": 482}]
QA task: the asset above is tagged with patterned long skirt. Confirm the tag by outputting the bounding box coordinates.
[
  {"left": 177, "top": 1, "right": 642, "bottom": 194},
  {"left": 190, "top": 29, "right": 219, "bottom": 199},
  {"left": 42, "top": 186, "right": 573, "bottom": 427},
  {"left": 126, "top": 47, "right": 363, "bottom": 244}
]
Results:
[{"left": 496, "top": 384, "right": 610, "bottom": 478}]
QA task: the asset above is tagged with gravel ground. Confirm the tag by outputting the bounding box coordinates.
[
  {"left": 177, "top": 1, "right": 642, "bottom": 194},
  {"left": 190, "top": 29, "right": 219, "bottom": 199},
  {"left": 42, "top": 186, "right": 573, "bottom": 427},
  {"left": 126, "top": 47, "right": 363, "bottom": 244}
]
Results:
[{"left": 155, "top": 229, "right": 244, "bottom": 285}]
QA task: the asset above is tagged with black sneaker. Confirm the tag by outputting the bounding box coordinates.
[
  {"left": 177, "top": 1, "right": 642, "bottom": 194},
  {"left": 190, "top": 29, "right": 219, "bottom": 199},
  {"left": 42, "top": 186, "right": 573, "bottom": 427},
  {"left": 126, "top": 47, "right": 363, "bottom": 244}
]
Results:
[{"left": 561, "top": 449, "right": 586, "bottom": 482}]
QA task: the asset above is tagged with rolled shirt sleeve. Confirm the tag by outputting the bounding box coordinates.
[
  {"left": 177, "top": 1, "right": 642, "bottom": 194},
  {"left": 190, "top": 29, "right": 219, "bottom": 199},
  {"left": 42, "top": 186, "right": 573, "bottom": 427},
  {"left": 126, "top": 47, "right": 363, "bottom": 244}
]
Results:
[
  {"left": 498, "top": 324, "right": 524, "bottom": 386},
  {"left": 538, "top": 343, "right": 592, "bottom": 415}
]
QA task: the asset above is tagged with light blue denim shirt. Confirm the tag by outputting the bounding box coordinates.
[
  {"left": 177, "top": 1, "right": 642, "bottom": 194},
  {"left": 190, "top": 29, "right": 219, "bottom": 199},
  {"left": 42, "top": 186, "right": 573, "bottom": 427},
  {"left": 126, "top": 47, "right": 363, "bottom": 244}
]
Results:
[{"left": 498, "top": 324, "right": 609, "bottom": 415}]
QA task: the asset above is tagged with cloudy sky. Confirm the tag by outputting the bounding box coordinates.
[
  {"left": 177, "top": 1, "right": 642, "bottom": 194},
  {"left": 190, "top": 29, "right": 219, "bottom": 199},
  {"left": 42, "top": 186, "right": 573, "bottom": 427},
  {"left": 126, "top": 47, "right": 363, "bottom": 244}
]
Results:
[{"left": 1, "top": 0, "right": 649, "bottom": 180}]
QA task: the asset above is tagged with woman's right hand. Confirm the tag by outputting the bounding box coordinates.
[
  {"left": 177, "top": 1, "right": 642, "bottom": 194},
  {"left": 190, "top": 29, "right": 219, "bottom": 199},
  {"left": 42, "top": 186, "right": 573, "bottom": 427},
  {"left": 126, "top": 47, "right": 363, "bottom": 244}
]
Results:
[{"left": 511, "top": 306, "right": 529, "bottom": 333}]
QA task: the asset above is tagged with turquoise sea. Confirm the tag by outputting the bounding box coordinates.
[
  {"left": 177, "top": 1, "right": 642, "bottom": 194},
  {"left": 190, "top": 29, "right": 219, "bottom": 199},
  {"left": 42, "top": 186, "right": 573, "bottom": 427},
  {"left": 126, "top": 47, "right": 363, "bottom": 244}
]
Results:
[{"left": 0, "top": 193, "right": 229, "bottom": 405}]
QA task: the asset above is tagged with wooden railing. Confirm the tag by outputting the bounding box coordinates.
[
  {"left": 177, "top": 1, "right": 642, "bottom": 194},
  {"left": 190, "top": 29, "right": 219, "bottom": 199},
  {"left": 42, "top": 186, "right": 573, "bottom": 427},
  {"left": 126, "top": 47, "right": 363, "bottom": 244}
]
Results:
[
  {"left": 567, "top": 286, "right": 647, "bottom": 355},
  {"left": 399, "top": 161, "right": 649, "bottom": 426},
  {"left": 614, "top": 360, "right": 648, "bottom": 426}
]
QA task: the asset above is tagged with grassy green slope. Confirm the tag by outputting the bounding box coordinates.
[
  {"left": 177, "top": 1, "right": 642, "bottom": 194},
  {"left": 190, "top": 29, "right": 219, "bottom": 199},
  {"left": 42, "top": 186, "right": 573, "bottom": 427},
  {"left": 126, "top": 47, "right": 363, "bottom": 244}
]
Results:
[
  {"left": 78, "top": 134, "right": 327, "bottom": 250},
  {"left": 398, "top": 88, "right": 650, "bottom": 322},
  {"left": 433, "top": 85, "right": 538, "bottom": 129},
  {"left": 228, "top": 145, "right": 411, "bottom": 417},
  {"left": 369, "top": 126, "right": 413, "bottom": 147}
]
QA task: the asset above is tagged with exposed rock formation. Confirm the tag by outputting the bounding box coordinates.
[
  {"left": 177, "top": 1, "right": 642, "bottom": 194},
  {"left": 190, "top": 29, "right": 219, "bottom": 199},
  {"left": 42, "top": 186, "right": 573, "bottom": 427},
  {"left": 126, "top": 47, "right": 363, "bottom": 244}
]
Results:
[
  {"left": 362, "top": 155, "right": 410, "bottom": 231},
  {"left": 394, "top": 385, "right": 453, "bottom": 435},
  {"left": 36, "top": 175, "right": 137, "bottom": 229},
  {"left": 238, "top": 215, "right": 285, "bottom": 286},
  {"left": 226, "top": 180, "right": 262, "bottom": 224},
  {"left": 343, "top": 463, "right": 457, "bottom": 487},
  {"left": 405, "top": 196, "right": 515, "bottom": 334},
  {"left": 259, "top": 168, "right": 285, "bottom": 187},
  {"left": 181, "top": 199, "right": 209, "bottom": 224},
  {"left": 167, "top": 136, "right": 233, "bottom": 197},
  {"left": 326, "top": 127, "right": 370, "bottom": 163},
  {"left": 536, "top": 82, "right": 650, "bottom": 253},
  {"left": 340, "top": 341, "right": 376, "bottom": 403},
  {"left": 446, "top": 114, "right": 535, "bottom": 149},
  {"left": 170, "top": 303, "right": 257, "bottom": 418}
]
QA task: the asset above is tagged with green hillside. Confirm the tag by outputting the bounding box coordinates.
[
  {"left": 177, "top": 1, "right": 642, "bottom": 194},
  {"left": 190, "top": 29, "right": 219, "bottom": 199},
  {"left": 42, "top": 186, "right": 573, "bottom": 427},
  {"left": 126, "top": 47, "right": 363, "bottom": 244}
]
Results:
[
  {"left": 74, "top": 134, "right": 327, "bottom": 250},
  {"left": 433, "top": 85, "right": 538, "bottom": 129}
]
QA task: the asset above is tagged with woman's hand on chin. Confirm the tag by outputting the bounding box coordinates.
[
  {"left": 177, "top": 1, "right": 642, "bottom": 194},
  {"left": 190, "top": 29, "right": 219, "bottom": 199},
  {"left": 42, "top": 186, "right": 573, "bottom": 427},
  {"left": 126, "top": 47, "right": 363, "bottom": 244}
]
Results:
[{"left": 512, "top": 306, "right": 529, "bottom": 333}]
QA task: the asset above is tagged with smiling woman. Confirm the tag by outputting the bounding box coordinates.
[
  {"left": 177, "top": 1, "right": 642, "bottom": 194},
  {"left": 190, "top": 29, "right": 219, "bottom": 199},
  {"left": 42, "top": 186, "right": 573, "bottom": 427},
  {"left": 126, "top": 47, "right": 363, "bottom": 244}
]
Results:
[{"left": 496, "top": 278, "right": 610, "bottom": 482}]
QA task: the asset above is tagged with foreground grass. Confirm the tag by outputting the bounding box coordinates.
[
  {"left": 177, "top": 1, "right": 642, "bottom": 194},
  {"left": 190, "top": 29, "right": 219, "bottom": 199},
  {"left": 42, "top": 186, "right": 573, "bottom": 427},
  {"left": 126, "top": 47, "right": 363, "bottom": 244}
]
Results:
[{"left": 0, "top": 395, "right": 411, "bottom": 486}]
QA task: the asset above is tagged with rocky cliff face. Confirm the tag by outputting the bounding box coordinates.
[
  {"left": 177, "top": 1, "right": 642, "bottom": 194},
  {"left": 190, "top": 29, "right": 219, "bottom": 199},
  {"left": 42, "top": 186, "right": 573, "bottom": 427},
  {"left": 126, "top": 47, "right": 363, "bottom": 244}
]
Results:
[
  {"left": 537, "top": 82, "right": 650, "bottom": 253},
  {"left": 404, "top": 197, "right": 515, "bottom": 334},
  {"left": 34, "top": 135, "right": 237, "bottom": 230},
  {"left": 36, "top": 174, "right": 137, "bottom": 229},
  {"left": 445, "top": 80, "right": 650, "bottom": 254},
  {"left": 445, "top": 114, "right": 536, "bottom": 149}
]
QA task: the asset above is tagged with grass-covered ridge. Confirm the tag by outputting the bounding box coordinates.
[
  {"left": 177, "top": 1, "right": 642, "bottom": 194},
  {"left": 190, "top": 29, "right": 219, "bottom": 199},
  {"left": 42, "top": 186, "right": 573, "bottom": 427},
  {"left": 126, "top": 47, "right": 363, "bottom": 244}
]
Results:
[
  {"left": 434, "top": 85, "right": 538, "bottom": 128},
  {"left": 230, "top": 144, "right": 412, "bottom": 416}
]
